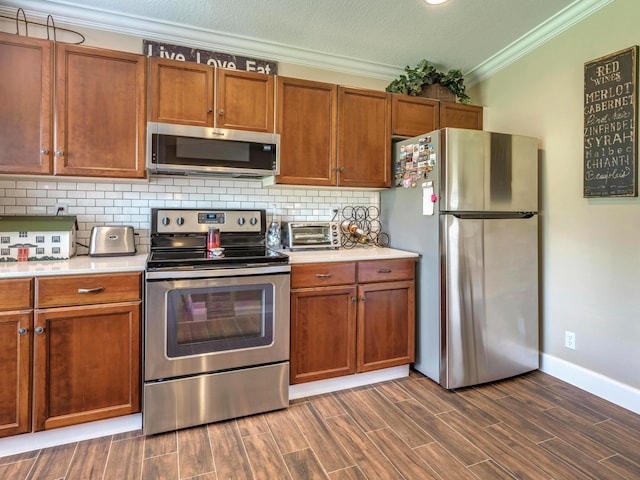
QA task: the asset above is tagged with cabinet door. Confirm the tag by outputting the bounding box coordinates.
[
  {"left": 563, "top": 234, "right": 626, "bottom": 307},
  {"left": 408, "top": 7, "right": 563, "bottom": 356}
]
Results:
[
  {"left": 0, "top": 312, "right": 32, "bottom": 438},
  {"left": 148, "top": 57, "right": 214, "bottom": 126},
  {"left": 290, "top": 286, "right": 357, "bottom": 384},
  {"left": 55, "top": 44, "right": 146, "bottom": 178},
  {"left": 337, "top": 87, "right": 391, "bottom": 188},
  {"left": 440, "top": 102, "right": 483, "bottom": 130},
  {"left": 33, "top": 302, "right": 141, "bottom": 431},
  {"left": 276, "top": 77, "right": 337, "bottom": 186},
  {"left": 0, "top": 33, "right": 52, "bottom": 174},
  {"left": 392, "top": 94, "right": 439, "bottom": 138},
  {"left": 216, "top": 68, "right": 274, "bottom": 132},
  {"left": 357, "top": 281, "right": 415, "bottom": 372}
]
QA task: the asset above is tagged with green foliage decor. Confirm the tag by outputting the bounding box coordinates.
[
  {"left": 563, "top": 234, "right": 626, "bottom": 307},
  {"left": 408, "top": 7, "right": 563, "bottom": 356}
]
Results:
[{"left": 386, "top": 59, "right": 471, "bottom": 104}]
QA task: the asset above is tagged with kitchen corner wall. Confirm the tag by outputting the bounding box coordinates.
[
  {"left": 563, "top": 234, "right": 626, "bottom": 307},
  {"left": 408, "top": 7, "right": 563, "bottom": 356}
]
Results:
[{"left": 0, "top": 176, "right": 379, "bottom": 255}]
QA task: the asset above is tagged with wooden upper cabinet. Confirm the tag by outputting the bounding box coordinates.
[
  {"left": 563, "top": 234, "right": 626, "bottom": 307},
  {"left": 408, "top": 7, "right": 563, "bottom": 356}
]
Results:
[
  {"left": 148, "top": 57, "right": 214, "bottom": 126},
  {"left": 391, "top": 94, "right": 439, "bottom": 138},
  {"left": 0, "top": 33, "right": 53, "bottom": 175},
  {"left": 337, "top": 87, "right": 391, "bottom": 188},
  {"left": 55, "top": 43, "right": 146, "bottom": 178},
  {"left": 276, "top": 76, "right": 337, "bottom": 186},
  {"left": 216, "top": 68, "right": 274, "bottom": 132},
  {"left": 440, "top": 101, "right": 483, "bottom": 130}
]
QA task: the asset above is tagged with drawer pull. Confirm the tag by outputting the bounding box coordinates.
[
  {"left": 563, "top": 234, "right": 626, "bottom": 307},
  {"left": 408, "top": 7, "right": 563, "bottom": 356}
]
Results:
[
  {"left": 315, "top": 273, "right": 333, "bottom": 278},
  {"left": 377, "top": 269, "right": 392, "bottom": 274},
  {"left": 35, "top": 326, "right": 45, "bottom": 334},
  {"left": 78, "top": 287, "right": 105, "bottom": 294},
  {"left": 18, "top": 328, "right": 28, "bottom": 335}
]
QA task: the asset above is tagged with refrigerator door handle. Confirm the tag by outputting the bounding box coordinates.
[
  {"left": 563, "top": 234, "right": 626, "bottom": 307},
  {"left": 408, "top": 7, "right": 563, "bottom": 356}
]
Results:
[{"left": 447, "top": 211, "right": 536, "bottom": 220}]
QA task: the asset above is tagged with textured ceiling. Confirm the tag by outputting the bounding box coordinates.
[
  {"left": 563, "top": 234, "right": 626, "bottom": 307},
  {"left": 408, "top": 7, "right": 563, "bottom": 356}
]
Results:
[{"left": 0, "top": 0, "right": 610, "bottom": 82}]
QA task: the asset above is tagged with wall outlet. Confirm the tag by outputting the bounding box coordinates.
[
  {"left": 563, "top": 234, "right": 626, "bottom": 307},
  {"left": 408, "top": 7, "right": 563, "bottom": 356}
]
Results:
[
  {"left": 54, "top": 203, "right": 69, "bottom": 215},
  {"left": 565, "top": 331, "right": 576, "bottom": 350}
]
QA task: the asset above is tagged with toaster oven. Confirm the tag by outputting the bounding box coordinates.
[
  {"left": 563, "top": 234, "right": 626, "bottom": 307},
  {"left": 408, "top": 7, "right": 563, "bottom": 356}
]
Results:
[{"left": 282, "top": 222, "right": 340, "bottom": 250}]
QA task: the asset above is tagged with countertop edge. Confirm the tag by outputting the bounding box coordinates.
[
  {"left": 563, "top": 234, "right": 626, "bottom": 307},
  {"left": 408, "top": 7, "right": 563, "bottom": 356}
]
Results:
[
  {"left": 0, "top": 253, "right": 148, "bottom": 278},
  {"left": 283, "top": 247, "right": 419, "bottom": 264}
]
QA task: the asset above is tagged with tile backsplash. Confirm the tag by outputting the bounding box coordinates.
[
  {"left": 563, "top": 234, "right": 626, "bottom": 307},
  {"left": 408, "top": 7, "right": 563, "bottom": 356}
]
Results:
[{"left": 0, "top": 176, "right": 379, "bottom": 255}]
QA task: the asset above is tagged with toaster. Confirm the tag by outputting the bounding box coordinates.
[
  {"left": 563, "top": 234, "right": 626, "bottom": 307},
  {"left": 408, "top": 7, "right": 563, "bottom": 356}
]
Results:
[{"left": 89, "top": 225, "right": 136, "bottom": 257}]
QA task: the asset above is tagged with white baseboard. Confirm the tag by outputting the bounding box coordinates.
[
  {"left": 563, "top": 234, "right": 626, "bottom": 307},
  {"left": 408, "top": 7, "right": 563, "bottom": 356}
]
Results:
[
  {"left": 540, "top": 353, "right": 640, "bottom": 415},
  {"left": 288, "top": 365, "right": 410, "bottom": 400},
  {"left": 0, "top": 414, "right": 142, "bottom": 457}
]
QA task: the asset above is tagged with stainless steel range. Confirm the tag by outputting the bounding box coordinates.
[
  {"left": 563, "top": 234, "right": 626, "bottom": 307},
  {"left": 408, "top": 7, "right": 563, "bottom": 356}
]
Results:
[{"left": 143, "top": 208, "right": 290, "bottom": 435}]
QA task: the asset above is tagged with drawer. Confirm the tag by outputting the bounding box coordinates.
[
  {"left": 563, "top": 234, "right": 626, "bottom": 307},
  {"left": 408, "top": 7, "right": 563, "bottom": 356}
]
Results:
[
  {"left": 0, "top": 278, "right": 33, "bottom": 311},
  {"left": 357, "top": 258, "right": 415, "bottom": 283},
  {"left": 36, "top": 272, "right": 142, "bottom": 308},
  {"left": 291, "top": 262, "right": 356, "bottom": 289}
]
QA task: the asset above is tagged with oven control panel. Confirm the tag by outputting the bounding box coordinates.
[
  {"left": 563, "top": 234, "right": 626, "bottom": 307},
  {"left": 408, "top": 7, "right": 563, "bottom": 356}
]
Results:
[{"left": 153, "top": 209, "right": 263, "bottom": 234}]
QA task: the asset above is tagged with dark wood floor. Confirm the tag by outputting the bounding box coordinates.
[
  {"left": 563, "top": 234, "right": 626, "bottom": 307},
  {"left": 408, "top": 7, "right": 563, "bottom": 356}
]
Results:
[{"left": 1, "top": 370, "right": 639, "bottom": 479}]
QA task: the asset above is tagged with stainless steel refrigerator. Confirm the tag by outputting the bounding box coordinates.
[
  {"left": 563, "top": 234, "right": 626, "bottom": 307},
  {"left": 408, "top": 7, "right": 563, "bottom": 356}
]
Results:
[{"left": 381, "top": 128, "right": 539, "bottom": 389}]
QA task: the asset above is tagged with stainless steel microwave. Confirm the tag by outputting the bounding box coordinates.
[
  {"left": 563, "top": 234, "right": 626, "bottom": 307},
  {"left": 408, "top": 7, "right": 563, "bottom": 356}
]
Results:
[
  {"left": 283, "top": 221, "right": 341, "bottom": 250},
  {"left": 146, "top": 122, "right": 280, "bottom": 177}
]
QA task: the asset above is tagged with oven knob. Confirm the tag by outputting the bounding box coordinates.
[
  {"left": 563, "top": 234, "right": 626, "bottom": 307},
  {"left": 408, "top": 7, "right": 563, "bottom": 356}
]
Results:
[
  {"left": 238, "top": 217, "right": 245, "bottom": 226},
  {"left": 250, "top": 217, "right": 257, "bottom": 225},
  {"left": 161, "top": 216, "right": 170, "bottom": 226},
  {"left": 176, "top": 217, "right": 185, "bottom": 226}
]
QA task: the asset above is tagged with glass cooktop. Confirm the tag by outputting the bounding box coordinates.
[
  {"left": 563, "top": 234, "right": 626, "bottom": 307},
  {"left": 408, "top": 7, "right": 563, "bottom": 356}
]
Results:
[{"left": 147, "top": 246, "right": 289, "bottom": 270}]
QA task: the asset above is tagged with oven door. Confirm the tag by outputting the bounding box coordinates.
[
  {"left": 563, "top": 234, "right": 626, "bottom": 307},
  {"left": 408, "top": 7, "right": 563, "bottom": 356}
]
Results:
[{"left": 145, "top": 266, "right": 290, "bottom": 381}]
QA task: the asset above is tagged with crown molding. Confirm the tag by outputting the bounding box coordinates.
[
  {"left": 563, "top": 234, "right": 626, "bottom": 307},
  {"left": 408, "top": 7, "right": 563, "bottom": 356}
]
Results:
[
  {"left": 0, "top": 0, "right": 401, "bottom": 80},
  {"left": 0, "top": 0, "right": 612, "bottom": 84},
  {"left": 465, "top": 0, "right": 614, "bottom": 86}
]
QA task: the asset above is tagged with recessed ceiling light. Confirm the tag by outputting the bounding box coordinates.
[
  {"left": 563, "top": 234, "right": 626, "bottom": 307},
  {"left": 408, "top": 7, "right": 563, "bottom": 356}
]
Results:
[{"left": 425, "top": 0, "right": 448, "bottom": 4}]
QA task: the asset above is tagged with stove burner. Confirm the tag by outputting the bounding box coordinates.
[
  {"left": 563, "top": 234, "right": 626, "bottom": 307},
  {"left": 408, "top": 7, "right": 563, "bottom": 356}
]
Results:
[{"left": 148, "top": 208, "right": 289, "bottom": 271}]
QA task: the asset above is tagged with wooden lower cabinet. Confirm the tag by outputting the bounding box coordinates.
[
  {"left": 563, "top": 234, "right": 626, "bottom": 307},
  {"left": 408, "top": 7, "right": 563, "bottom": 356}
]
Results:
[
  {"left": 290, "top": 259, "right": 415, "bottom": 384},
  {"left": 357, "top": 281, "right": 415, "bottom": 372},
  {"left": 290, "top": 286, "right": 356, "bottom": 384},
  {"left": 33, "top": 302, "right": 141, "bottom": 431},
  {"left": 0, "top": 272, "right": 142, "bottom": 438},
  {"left": 0, "top": 312, "right": 32, "bottom": 438}
]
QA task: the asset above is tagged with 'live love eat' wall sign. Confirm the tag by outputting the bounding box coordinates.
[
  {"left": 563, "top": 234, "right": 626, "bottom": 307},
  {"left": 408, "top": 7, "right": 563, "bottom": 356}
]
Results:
[
  {"left": 583, "top": 46, "right": 638, "bottom": 197},
  {"left": 143, "top": 39, "right": 277, "bottom": 75}
]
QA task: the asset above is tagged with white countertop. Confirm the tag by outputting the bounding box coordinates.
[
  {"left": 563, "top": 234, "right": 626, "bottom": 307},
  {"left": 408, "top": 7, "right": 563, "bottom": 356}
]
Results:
[
  {"left": 0, "top": 253, "right": 148, "bottom": 278},
  {"left": 0, "top": 248, "right": 418, "bottom": 278},
  {"left": 283, "top": 246, "right": 419, "bottom": 264}
]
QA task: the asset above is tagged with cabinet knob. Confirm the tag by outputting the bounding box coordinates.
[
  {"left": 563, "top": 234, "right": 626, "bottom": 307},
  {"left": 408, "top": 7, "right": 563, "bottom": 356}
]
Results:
[
  {"left": 351, "top": 297, "right": 357, "bottom": 303},
  {"left": 55, "top": 150, "right": 64, "bottom": 156},
  {"left": 35, "top": 326, "right": 45, "bottom": 334},
  {"left": 40, "top": 148, "right": 49, "bottom": 155},
  {"left": 218, "top": 109, "right": 225, "bottom": 115},
  {"left": 340, "top": 167, "right": 345, "bottom": 173},
  {"left": 360, "top": 296, "right": 366, "bottom": 303},
  {"left": 207, "top": 108, "right": 213, "bottom": 113},
  {"left": 18, "top": 327, "right": 28, "bottom": 335}
]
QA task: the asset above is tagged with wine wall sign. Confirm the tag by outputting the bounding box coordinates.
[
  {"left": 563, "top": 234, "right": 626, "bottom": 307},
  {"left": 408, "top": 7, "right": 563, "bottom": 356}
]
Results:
[{"left": 583, "top": 46, "right": 638, "bottom": 197}]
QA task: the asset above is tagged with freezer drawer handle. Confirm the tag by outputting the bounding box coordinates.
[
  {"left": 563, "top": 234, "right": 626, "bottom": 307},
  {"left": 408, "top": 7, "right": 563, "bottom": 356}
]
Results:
[
  {"left": 377, "top": 269, "right": 392, "bottom": 274},
  {"left": 315, "top": 273, "right": 333, "bottom": 278},
  {"left": 78, "top": 287, "right": 105, "bottom": 294}
]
